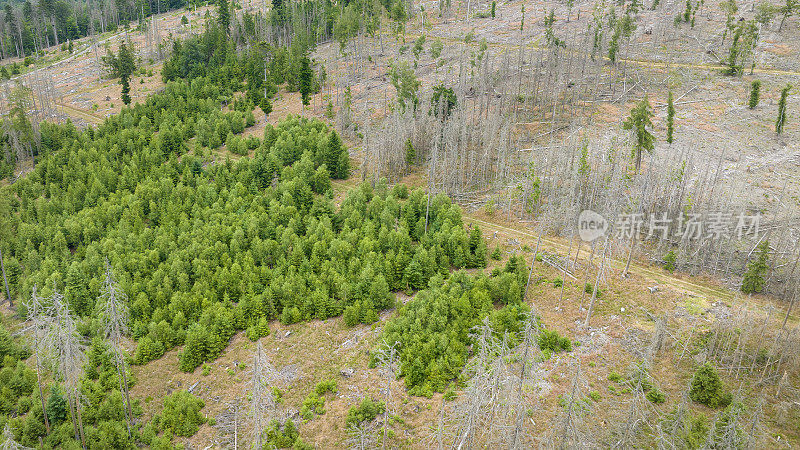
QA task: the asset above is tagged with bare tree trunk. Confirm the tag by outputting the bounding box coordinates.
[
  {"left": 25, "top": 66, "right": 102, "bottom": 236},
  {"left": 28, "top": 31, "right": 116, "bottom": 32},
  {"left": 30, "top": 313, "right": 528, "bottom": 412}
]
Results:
[
  {"left": 75, "top": 395, "right": 86, "bottom": 449},
  {"left": 782, "top": 281, "right": 799, "bottom": 330},
  {"left": 623, "top": 233, "right": 635, "bottom": 278},
  {"left": 585, "top": 236, "right": 608, "bottom": 327},
  {"left": 524, "top": 232, "right": 543, "bottom": 300},
  {"left": 0, "top": 248, "right": 10, "bottom": 307},
  {"left": 35, "top": 352, "right": 50, "bottom": 432}
]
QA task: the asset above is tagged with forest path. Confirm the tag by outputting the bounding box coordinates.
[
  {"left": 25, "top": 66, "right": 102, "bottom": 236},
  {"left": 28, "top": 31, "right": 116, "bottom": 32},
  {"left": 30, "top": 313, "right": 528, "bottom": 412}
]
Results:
[
  {"left": 463, "top": 215, "right": 737, "bottom": 302},
  {"left": 55, "top": 102, "right": 104, "bottom": 125},
  {"left": 401, "top": 29, "right": 800, "bottom": 78},
  {"left": 329, "top": 178, "right": 736, "bottom": 303}
]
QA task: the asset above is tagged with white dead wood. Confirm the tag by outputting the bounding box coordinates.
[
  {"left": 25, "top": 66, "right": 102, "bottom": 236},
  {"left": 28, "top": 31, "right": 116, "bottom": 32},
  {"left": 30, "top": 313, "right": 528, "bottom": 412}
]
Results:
[{"left": 97, "top": 260, "right": 134, "bottom": 430}]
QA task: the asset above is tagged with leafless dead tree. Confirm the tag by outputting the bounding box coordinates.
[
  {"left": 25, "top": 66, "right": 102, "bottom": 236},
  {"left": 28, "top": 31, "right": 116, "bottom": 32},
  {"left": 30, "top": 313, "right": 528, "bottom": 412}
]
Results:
[
  {"left": 373, "top": 339, "right": 400, "bottom": 449},
  {"left": 217, "top": 398, "right": 245, "bottom": 450},
  {"left": 48, "top": 287, "right": 87, "bottom": 448},
  {"left": 22, "top": 286, "right": 51, "bottom": 433},
  {"left": 249, "top": 341, "right": 279, "bottom": 449},
  {"left": 345, "top": 421, "right": 379, "bottom": 450},
  {"left": 97, "top": 261, "right": 133, "bottom": 431},
  {"left": 0, "top": 425, "right": 30, "bottom": 450}
]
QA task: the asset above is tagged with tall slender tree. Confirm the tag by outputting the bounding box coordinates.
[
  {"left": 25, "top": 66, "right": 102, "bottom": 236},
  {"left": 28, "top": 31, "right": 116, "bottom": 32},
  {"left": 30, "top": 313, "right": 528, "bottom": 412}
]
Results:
[
  {"left": 776, "top": 84, "right": 791, "bottom": 134},
  {"left": 217, "top": 0, "right": 231, "bottom": 34},
  {"left": 98, "top": 261, "right": 134, "bottom": 431},
  {"left": 623, "top": 96, "right": 656, "bottom": 172},
  {"left": 666, "top": 91, "right": 675, "bottom": 144},
  {"left": 298, "top": 56, "right": 313, "bottom": 106},
  {"left": 48, "top": 288, "right": 87, "bottom": 448},
  {"left": 749, "top": 80, "right": 761, "bottom": 109},
  {"left": 23, "top": 286, "right": 51, "bottom": 433}
]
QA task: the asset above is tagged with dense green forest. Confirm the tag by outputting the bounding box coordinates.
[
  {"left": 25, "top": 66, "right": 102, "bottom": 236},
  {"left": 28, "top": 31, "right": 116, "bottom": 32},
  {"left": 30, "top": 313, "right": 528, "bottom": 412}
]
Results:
[
  {"left": 0, "top": 6, "right": 509, "bottom": 447},
  {"left": 0, "top": 76, "right": 501, "bottom": 450},
  {"left": 0, "top": 0, "right": 541, "bottom": 446}
]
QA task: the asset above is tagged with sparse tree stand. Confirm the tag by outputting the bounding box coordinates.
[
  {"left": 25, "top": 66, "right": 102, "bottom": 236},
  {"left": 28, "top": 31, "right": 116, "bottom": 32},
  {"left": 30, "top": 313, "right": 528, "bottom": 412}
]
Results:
[
  {"left": 749, "top": 80, "right": 762, "bottom": 109},
  {"left": 775, "top": 83, "right": 791, "bottom": 134},
  {"left": 666, "top": 91, "right": 675, "bottom": 144},
  {"left": 0, "top": 248, "right": 10, "bottom": 307},
  {"left": 623, "top": 96, "right": 656, "bottom": 172}
]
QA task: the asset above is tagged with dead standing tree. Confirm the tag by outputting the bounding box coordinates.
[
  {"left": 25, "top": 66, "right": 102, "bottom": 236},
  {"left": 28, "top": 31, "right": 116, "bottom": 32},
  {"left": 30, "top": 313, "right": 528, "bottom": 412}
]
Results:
[
  {"left": 444, "top": 318, "right": 516, "bottom": 449},
  {"left": 48, "top": 288, "right": 87, "bottom": 448},
  {"left": 373, "top": 339, "right": 400, "bottom": 449},
  {"left": 1, "top": 424, "right": 30, "bottom": 450},
  {"left": 217, "top": 398, "right": 245, "bottom": 450},
  {"left": 550, "top": 358, "right": 589, "bottom": 448},
  {"left": 508, "top": 308, "right": 543, "bottom": 449},
  {"left": 97, "top": 261, "right": 134, "bottom": 431},
  {"left": 249, "top": 341, "right": 280, "bottom": 449},
  {"left": 22, "top": 286, "right": 51, "bottom": 433},
  {"left": 345, "top": 420, "right": 379, "bottom": 450}
]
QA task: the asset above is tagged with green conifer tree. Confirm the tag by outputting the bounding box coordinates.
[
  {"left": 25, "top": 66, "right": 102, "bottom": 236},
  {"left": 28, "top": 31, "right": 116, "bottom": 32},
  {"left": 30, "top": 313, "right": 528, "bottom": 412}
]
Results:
[
  {"left": 299, "top": 57, "right": 313, "bottom": 106},
  {"left": 741, "top": 239, "right": 769, "bottom": 294},
  {"left": 776, "top": 83, "right": 791, "bottom": 134},
  {"left": 748, "top": 80, "right": 761, "bottom": 109}
]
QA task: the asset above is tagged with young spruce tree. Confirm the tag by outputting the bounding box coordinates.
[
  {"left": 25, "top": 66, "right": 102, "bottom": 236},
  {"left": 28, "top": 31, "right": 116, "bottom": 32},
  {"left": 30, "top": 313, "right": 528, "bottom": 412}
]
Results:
[
  {"left": 776, "top": 83, "right": 791, "bottom": 134},
  {"left": 623, "top": 96, "right": 656, "bottom": 172},
  {"left": 748, "top": 80, "right": 761, "bottom": 109},
  {"left": 741, "top": 239, "right": 769, "bottom": 294}
]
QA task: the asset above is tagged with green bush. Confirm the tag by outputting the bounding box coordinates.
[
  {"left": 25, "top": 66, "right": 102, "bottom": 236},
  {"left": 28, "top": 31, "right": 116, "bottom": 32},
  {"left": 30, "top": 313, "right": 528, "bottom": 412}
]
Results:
[
  {"left": 741, "top": 240, "right": 769, "bottom": 294},
  {"left": 246, "top": 317, "right": 270, "bottom": 341},
  {"left": 346, "top": 397, "right": 386, "bottom": 428},
  {"left": 46, "top": 386, "right": 69, "bottom": 424},
  {"left": 663, "top": 250, "right": 677, "bottom": 273},
  {"left": 552, "top": 277, "right": 563, "bottom": 287},
  {"left": 376, "top": 267, "right": 527, "bottom": 392},
  {"left": 662, "top": 410, "right": 709, "bottom": 449},
  {"left": 160, "top": 390, "right": 206, "bottom": 437},
  {"left": 584, "top": 282, "right": 601, "bottom": 297},
  {"left": 689, "top": 363, "right": 730, "bottom": 408},
  {"left": 300, "top": 393, "right": 325, "bottom": 420},
  {"left": 314, "top": 379, "right": 338, "bottom": 396},
  {"left": 263, "top": 419, "right": 301, "bottom": 448},
  {"left": 646, "top": 389, "right": 666, "bottom": 404},
  {"left": 537, "top": 329, "right": 572, "bottom": 353}
]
